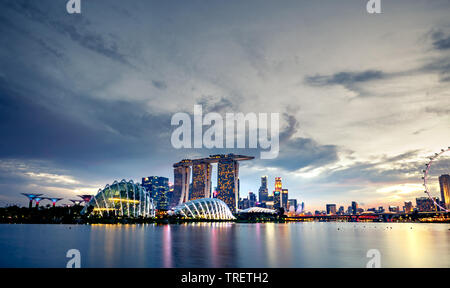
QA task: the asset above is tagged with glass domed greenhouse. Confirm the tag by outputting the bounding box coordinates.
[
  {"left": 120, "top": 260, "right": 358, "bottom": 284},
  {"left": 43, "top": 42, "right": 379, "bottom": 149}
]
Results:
[
  {"left": 81, "top": 180, "right": 155, "bottom": 218},
  {"left": 170, "top": 198, "right": 235, "bottom": 220}
]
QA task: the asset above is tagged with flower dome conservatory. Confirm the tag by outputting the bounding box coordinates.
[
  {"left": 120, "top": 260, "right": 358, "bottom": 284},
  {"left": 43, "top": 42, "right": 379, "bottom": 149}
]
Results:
[
  {"left": 171, "top": 198, "right": 235, "bottom": 220},
  {"left": 81, "top": 180, "right": 155, "bottom": 218}
]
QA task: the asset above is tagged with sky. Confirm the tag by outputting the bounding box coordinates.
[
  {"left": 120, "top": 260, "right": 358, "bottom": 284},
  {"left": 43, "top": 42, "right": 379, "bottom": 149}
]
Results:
[{"left": 0, "top": 0, "right": 449, "bottom": 211}]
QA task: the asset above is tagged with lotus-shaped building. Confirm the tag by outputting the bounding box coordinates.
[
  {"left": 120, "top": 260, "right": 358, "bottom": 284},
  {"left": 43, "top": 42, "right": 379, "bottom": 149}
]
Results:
[
  {"left": 171, "top": 198, "right": 235, "bottom": 220},
  {"left": 81, "top": 180, "right": 155, "bottom": 218}
]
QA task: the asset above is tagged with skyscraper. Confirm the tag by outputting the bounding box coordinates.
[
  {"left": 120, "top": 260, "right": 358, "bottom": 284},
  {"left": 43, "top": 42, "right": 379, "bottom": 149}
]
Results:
[
  {"left": 282, "top": 189, "right": 289, "bottom": 210},
  {"left": 326, "top": 204, "right": 337, "bottom": 215},
  {"left": 217, "top": 158, "right": 239, "bottom": 213},
  {"left": 439, "top": 174, "right": 450, "bottom": 209},
  {"left": 142, "top": 176, "right": 170, "bottom": 210},
  {"left": 351, "top": 201, "right": 358, "bottom": 215},
  {"left": 404, "top": 201, "right": 413, "bottom": 213},
  {"left": 273, "top": 190, "right": 281, "bottom": 209},
  {"left": 258, "top": 176, "right": 268, "bottom": 204},
  {"left": 190, "top": 161, "right": 212, "bottom": 200},
  {"left": 273, "top": 177, "right": 282, "bottom": 210},
  {"left": 288, "top": 199, "right": 297, "bottom": 211},
  {"left": 248, "top": 192, "right": 257, "bottom": 207},
  {"left": 171, "top": 161, "right": 192, "bottom": 208},
  {"left": 275, "top": 177, "right": 282, "bottom": 192},
  {"left": 173, "top": 154, "right": 254, "bottom": 212}
]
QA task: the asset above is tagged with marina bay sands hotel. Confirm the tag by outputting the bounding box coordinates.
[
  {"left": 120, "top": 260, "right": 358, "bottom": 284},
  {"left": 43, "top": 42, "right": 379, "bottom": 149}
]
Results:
[{"left": 171, "top": 154, "right": 254, "bottom": 213}]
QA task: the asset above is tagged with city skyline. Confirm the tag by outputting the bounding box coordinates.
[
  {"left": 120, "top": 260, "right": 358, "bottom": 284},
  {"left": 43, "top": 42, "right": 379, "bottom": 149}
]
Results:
[
  {"left": 13, "top": 169, "right": 450, "bottom": 217},
  {"left": 2, "top": 150, "right": 450, "bottom": 212},
  {"left": 0, "top": 1, "right": 450, "bottom": 211}
]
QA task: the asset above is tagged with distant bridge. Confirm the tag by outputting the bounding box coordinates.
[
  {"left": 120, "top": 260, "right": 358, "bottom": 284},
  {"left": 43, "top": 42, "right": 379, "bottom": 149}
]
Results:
[{"left": 285, "top": 211, "right": 449, "bottom": 222}]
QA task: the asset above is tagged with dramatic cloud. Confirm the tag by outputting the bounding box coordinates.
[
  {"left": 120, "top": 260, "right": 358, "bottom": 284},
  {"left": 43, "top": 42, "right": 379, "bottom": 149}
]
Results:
[{"left": 0, "top": 0, "right": 449, "bottom": 210}]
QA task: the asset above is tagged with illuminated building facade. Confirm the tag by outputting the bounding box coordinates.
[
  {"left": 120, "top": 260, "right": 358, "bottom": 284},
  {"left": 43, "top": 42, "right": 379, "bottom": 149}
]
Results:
[
  {"left": 172, "top": 154, "right": 253, "bottom": 213},
  {"left": 190, "top": 161, "right": 212, "bottom": 200},
  {"left": 273, "top": 190, "right": 281, "bottom": 209},
  {"left": 258, "top": 176, "right": 268, "bottom": 204},
  {"left": 288, "top": 199, "right": 297, "bottom": 211},
  {"left": 171, "top": 198, "right": 235, "bottom": 220},
  {"left": 142, "top": 176, "right": 170, "bottom": 210},
  {"left": 282, "top": 189, "right": 288, "bottom": 210},
  {"left": 326, "top": 204, "right": 337, "bottom": 215},
  {"left": 217, "top": 158, "right": 239, "bottom": 213},
  {"left": 272, "top": 177, "right": 282, "bottom": 209},
  {"left": 81, "top": 179, "right": 155, "bottom": 218},
  {"left": 416, "top": 197, "right": 438, "bottom": 212},
  {"left": 275, "top": 177, "right": 282, "bottom": 192},
  {"left": 351, "top": 201, "right": 358, "bottom": 215},
  {"left": 439, "top": 174, "right": 450, "bottom": 209},
  {"left": 404, "top": 201, "right": 413, "bottom": 213}
]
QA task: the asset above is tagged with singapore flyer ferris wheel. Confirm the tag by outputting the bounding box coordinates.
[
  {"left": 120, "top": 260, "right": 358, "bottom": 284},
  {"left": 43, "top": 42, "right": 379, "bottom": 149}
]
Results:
[{"left": 423, "top": 146, "right": 450, "bottom": 212}]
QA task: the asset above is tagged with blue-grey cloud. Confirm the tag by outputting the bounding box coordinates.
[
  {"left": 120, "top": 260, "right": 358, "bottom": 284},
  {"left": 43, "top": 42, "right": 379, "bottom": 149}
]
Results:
[
  {"left": 196, "top": 95, "right": 235, "bottom": 114},
  {"left": 431, "top": 31, "right": 450, "bottom": 51},
  {"left": 152, "top": 80, "right": 167, "bottom": 90},
  {"left": 265, "top": 138, "right": 339, "bottom": 172},
  {"left": 4, "top": 0, "right": 132, "bottom": 66},
  {"left": 305, "top": 70, "right": 385, "bottom": 90}
]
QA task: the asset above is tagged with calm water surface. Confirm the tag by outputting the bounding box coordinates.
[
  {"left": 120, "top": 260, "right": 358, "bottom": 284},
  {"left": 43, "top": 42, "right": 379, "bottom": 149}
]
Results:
[{"left": 0, "top": 222, "right": 448, "bottom": 268}]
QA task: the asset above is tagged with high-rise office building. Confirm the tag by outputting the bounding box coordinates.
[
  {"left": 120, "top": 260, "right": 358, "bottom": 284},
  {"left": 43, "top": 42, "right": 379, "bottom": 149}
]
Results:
[
  {"left": 273, "top": 190, "right": 281, "bottom": 209},
  {"left": 288, "top": 199, "right": 297, "bottom": 211},
  {"left": 282, "top": 189, "right": 289, "bottom": 210},
  {"left": 326, "top": 204, "right": 337, "bottom": 215},
  {"left": 404, "top": 201, "right": 413, "bottom": 213},
  {"left": 273, "top": 177, "right": 282, "bottom": 209},
  {"left": 248, "top": 192, "right": 257, "bottom": 207},
  {"left": 275, "top": 177, "right": 282, "bottom": 192},
  {"left": 338, "top": 206, "right": 345, "bottom": 215},
  {"left": 439, "top": 174, "right": 450, "bottom": 209},
  {"left": 258, "top": 176, "right": 269, "bottom": 204},
  {"left": 351, "top": 201, "right": 358, "bottom": 215},
  {"left": 142, "top": 176, "right": 170, "bottom": 210},
  {"left": 416, "top": 197, "right": 438, "bottom": 212}
]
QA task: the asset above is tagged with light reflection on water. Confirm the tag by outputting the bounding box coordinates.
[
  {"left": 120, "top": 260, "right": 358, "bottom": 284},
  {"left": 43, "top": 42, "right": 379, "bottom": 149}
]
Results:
[{"left": 0, "top": 222, "right": 448, "bottom": 268}]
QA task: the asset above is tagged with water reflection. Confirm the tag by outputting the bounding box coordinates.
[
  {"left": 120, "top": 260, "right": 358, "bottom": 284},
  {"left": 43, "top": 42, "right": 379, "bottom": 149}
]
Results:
[{"left": 0, "top": 223, "right": 448, "bottom": 267}]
